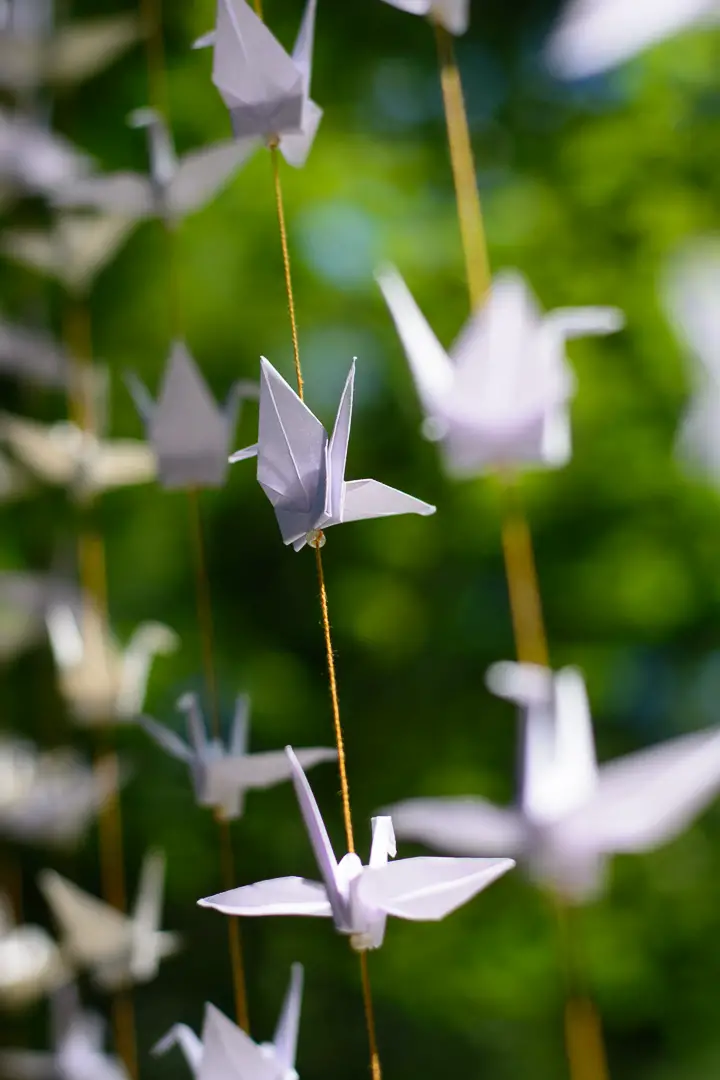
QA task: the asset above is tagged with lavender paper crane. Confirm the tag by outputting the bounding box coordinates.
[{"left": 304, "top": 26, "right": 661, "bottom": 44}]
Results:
[
  {"left": 0, "top": 108, "right": 89, "bottom": 198},
  {"left": 379, "top": 0, "right": 470, "bottom": 35},
  {"left": 39, "top": 850, "right": 181, "bottom": 991},
  {"left": 53, "top": 108, "right": 253, "bottom": 231},
  {"left": 141, "top": 691, "right": 336, "bottom": 821},
  {"left": 125, "top": 341, "right": 258, "bottom": 489},
  {"left": 377, "top": 265, "right": 623, "bottom": 476},
  {"left": 154, "top": 964, "right": 304, "bottom": 1080},
  {"left": 229, "top": 357, "right": 435, "bottom": 551},
  {"left": 385, "top": 661, "right": 720, "bottom": 902},
  {"left": 193, "top": 0, "right": 322, "bottom": 169},
  {"left": 199, "top": 747, "right": 514, "bottom": 950},
  {"left": 0, "top": 893, "right": 68, "bottom": 1009}
]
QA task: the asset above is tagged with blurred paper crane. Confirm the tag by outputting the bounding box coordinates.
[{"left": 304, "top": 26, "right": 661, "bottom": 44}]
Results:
[
  {"left": 199, "top": 747, "right": 514, "bottom": 950},
  {"left": 384, "top": 661, "right": 720, "bottom": 902},
  {"left": 545, "top": 0, "right": 720, "bottom": 79},
  {"left": 0, "top": 893, "right": 68, "bottom": 1009},
  {"left": 1, "top": 213, "right": 137, "bottom": 296},
  {"left": 0, "top": 319, "right": 69, "bottom": 388},
  {"left": 154, "top": 963, "right": 304, "bottom": 1080},
  {"left": 663, "top": 238, "right": 720, "bottom": 482},
  {"left": 0, "top": 572, "right": 78, "bottom": 662},
  {"left": 229, "top": 357, "right": 435, "bottom": 551},
  {"left": 0, "top": 412, "right": 157, "bottom": 500},
  {"left": 142, "top": 691, "right": 336, "bottom": 820},
  {"left": 377, "top": 265, "right": 623, "bottom": 477},
  {"left": 0, "top": 108, "right": 89, "bottom": 197},
  {"left": 0, "top": 983, "right": 129, "bottom": 1080},
  {"left": 53, "top": 108, "right": 254, "bottom": 230},
  {"left": 126, "top": 341, "right": 258, "bottom": 489},
  {"left": 193, "top": 0, "right": 322, "bottom": 168},
  {"left": 0, "top": 451, "right": 32, "bottom": 503},
  {"left": 379, "top": 0, "right": 470, "bottom": 35},
  {"left": 45, "top": 600, "right": 178, "bottom": 726},
  {"left": 39, "top": 850, "right": 180, "bottom": 992}
]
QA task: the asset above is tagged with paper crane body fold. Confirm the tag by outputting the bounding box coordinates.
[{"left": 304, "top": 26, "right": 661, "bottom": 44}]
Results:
[
  {"left": 229, "top": 357, "right": 435, "bottom": 550},
  {"left": 142, "top": 691, "right": 336, "bottom": 820},
  {"left": 126, "top": 341, "right": 258, "bottom": 489},
  {"left": 385, "top": 661, "right": 720, "bottom": 902},
  {"left": 379, "top": 0, "right": 471, "bottom": 35},
  {"left": 39, "top": 850, "right": 180, "bottom": 991},
  {"left": 377, "top": 265, "right": 623, "bottom": 477},
  {"left": 154, "top": 964, "right": 304, "bottom": 1080},
  {"left": 199, "top": 748, "right": 514, "bottom": 950}
]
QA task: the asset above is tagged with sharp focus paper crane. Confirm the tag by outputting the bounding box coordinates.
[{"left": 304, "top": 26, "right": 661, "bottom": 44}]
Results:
[
  {"left": 229, "top": 356, "right": 435, "bottom": 550},
  {"left": 384, "top": 661, "right": 720, "bottom": 902},
  {"left": 142, "top": 692, "right": 336, "bottom": 821},
  {"left": 154, "top": 964, "right": 304, "bottom": 1080},
  {"left": 199, "top": 747, "right": 514, "bottom": 950},
  {"left": 377, "top": 265, "right": 623, "bottom": 477},
  {"left": 39, "top": 850, "right": 181, "bottom": 991}
]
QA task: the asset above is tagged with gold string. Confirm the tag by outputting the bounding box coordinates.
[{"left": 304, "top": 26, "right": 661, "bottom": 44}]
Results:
[
  {"left": 140, "top": 0, "right": 168, "bottom": 119},
  {"left": 217, "top": 814, "right": 251, "bottom": 1032},
  {"left": 554, "top": 899, "right": 610, "bottom": 1080},
  {"left": 499, "top": 484, "right": 549, "bottom": 667},
  {"left": 359, "top": 952, "right": 382, "bottom": 1080},
  {"left": 270, "top": 145, "right": 304, "bottom": 400}
]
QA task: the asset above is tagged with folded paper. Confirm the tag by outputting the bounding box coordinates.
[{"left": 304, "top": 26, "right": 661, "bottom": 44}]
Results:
[
  {"left": 0, "top": 893, "right": 68, "bottom": 1009},
  {"left": 0, "top": 320, "right": 69, "bottom": 387},
  {"left": 377, "top": 265, "right": 623, "bottom": 477},
  {"left": 0, "top": 571, "right": 78, "bottom": 661},
  {"left": 142, "top": 691, "right": 336, "bottom": 820},
  {"left": 379, "top": 0, "right": 470, "bottom": 35},
  {"left": 229, "top": 356, "right": 435, "bottom": 550},
  {"left": 0, "top": 108, "right": 90, "bottom": 197},
  {"left": 199, "top": 747, "right": 514, "bottom": 950}
]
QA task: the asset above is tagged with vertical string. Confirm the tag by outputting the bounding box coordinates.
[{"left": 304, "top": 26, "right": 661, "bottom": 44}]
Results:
[
  {"left": 270, "top": 146, "right": 304, "bottom": 401},
  {"left": 359, "top": 952, "right": 382, "bottom": 1080},
  {"left": 431, "top": 18, "right": 609, "bottom": 1080},
  {"left": 140, "top": 0, "right": 168, "bottom": 118},
  {"left": 217, "top": 814, "right": 251, "bottom": 1032}
]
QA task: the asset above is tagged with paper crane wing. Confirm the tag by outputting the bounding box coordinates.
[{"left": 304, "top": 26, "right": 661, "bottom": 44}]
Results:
[
  {"left": 664, "top": 240, "right": 720, "bottom": 384},
  {"left": 0, "top": 1051, "right": 55, "bottom": 1079},
  {"left": 141, "top": 717, "right": 194, "bottom": 764},
  {"left": 277, "top": 0, "right": 322, "bottom": 168},
  {"left": 132, "top": 851, "right": 166, "bottom": 937},
  {"left": 200, "top": 1004, "right": 278, "bottom": 1080},
  {"left": 379, "top": 0, "right": 470, "bottom": 35},
  {"left": 386, "top": 797, "right": 526, "bottom": 855},
  {"left": 198, "top": 876, "right": 332, "bottom": 917},
  {"left": 91, "top": 439, "right": 157, "bottom": 491},
  {"left": 49, "top": 14, "right": 141, "bottom": 85},
  {"left": 229, "top": 694, "right": 250, "bottom": 757},
  {"left": 543, "top": 306, "right": 624, "bottom": 341},
  {"left": 0, "top": 414, "right": 76, "bottom": 485},
  {"left": 556, "top": 726, "right": 720, "bottom": 854},
  {"left": 0, "top": 321, "right": 68, "bottom": 387},
  {"left": 358, "top": 856, "right": 514, "bottom": 920},
  {"left": 285, "top": 747, "right": 346, "bottom": 923},
  {"left": 341, "top": 479, "right": 436, "bottom": 525},
  {"left": 38, "top": 869, "right": 129, "bottom": 965},
  {"left": 272, "top": 964, "right": 303, "bottom": 1075},
  {"left": 168, "top": 138, "right": 258, "bottom": 218},
  {"left": 213, "top": 747, "right": 337, "bottom": 792},
  {"left": 153, "top": 1023, "right": 203, "bottom": 1074},
  {"left": 52, "top": 173, "right": 154, "bottom": 217},
  {"left": 325, "top": 361, "right": 354, "bottom": 523}
]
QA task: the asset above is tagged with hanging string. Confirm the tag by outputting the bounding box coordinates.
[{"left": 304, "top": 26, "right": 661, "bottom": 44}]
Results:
[
  {"left": 359, "top": 952, "right": 382, "bottom": 1080},
  {"left": 218, "top": 814, "right": 251, "bottom": 1032},
  {"left": 431, "top": 18, "right": 609, "bottom": 1080},
  {"left": 270, "top": 145, "right": 304, "bottom": 401}
]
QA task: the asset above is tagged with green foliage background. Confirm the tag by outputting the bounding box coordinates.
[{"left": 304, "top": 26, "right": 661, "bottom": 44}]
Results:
[{"left": 2, "top": 1, "right": 720, "bottom": 1078}]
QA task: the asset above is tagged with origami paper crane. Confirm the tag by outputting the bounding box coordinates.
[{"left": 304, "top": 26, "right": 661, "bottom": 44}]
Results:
[
  {"left": 385, "top": 661, "right": 720, "bottom": 902},
  {"left": 194, "top": 0, "right": 322, "bottom": 168},
  {"left": 379, "top": 0, "right": 470, "bottom": 36},
  {"left": 0, "top": 412, "right": 157, "bottom": 500},
  {"left": 0, "top": 451, "right": 31, "bottom": 502},
  {"left": 0, "top": 984, "right": 129, "bottom": 1080},
  {"left": 45, "top": 599, "right": 178, "bottom": 726},
  {"left": 53, "top": 108, "right": 253, "bottom": 228},
  {"left": 125, "top": 341, "right": 258, "bottom": 489},
  {"left": 0, "top": 319, "right": 69, "bottom": 388},
  {"left": 663, "top": 239, "right": 720, "bottom": 482},
  {"left": 154, "top": 964, "right": 304, "bottom": 1080},
  {"left": 229, "top": 357, "right": 435, "bottom": 550},
  {"left": 39, "top": 850, "right": 180, "bottom": 991},
  {"left": 377, "top": 265, "right": 623, "bottom": 477},
  {"left": 0, "top": 893, "right": 68, "bottom": 1009},
  {"left": 546, "top": 0, "right": 720, "bottom": 79},
  {"left": 1, "top": 213, "right": 137, "bottom": 296},
  {"left": 142, "top": 691, "right": 336, "bottom": 821},
  {"left": 0, "top": 571, "right": 78, "bottom": 662},
  {"left": 0, "top": 108, "right": 89, "bottom": 197},
  {"left": 199, "top": 747, "right": 514, "bottom": 950}
]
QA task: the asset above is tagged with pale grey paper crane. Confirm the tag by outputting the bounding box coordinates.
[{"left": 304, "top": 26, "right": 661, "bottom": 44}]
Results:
[
  {"left": 385, "top": 661, "right": 720, "bottom": 902},
  {"left": 379, "top": 0, "right": 470, "bottom": 35},
  {"left": 0, "top": 893, "right": 68, "bottom": 1008},
  {"left": 125, "top": 341, "right": 258, "bottom": 489},
  {"left": 377, "top": 264, "right": 623, "bottom": 477},
  {"left": 53, "top": 108, "right": 254, "bottom": 231},
  {"left": 193, "top": 0, "right": 322, "bottom": 168},
  {"left": 0, "top": 320, "right": 68, "bottom": 388},
  {"left": 199, "top": 747, "right": 514, "bottom": 950},
  {"left": 39, "top": 850, "right": 181, "bottom": 991},
  {"left": 229, "top": 356, "right": 435, "bottom": 551},
  {"left": 142, "top": 691, "right": 336, "bottom": 821},
  {"left": 154, "top": 964, "right": 304, "bottom": 1080},
  {"left": 0, "top": 108, "right": 90, "bottom": 197},
  {"left": 0, "top": 984, "right": 129, "bottom": 1080},
  {"left": 0, "top": 571, "right": 78, "bottom": 662}
]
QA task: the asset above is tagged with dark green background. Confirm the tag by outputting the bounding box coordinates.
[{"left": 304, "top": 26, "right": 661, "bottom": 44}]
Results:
[{"left": 2, "top": 1, "right": 720, "bottom": 1077}]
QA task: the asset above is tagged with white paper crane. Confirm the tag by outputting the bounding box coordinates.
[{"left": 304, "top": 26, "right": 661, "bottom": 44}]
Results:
[
  {"left": 39, "top": 850, "right": 181, "bottom": 991},
  {"left": 53, "top": 108, "right": 253, "bottom": 229},
  {"left": 385, "top": 661, "right": 720, "bottom": 902},
  {"left": 142, "top": 691, "right": 337, "bottom": 821},
  {"left": 45, "top": 600, "right": 178, "bottom": 726},
  {"left": 0, "top": 108, "right": 89, "bottom": 197},
  {"left": 229, "top": 356, "right": 435, "bottom": 551},
  {"left": 154, "top": 964, "right": 304, "bottom": 1080},
  {"left": 199, "top": 747, "right": 514, "bottom": 950},
  {"left": 379, "top": 0, "right": 470, "bottom": 36},
  {"left": 0, "top": 984, "right": 129, "bottom": 1080},
  {"left": 377, "top": 265, "right": 623, "bottom": 477},
  {"left": 0, "top": 893, "right": 68, "bottom": 1009},
  {"left": 194, "top": 0, "right": 322, "bottom": 169},
  {"left": 0, "top": 412, "right": 157, "bottom": 500}
]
